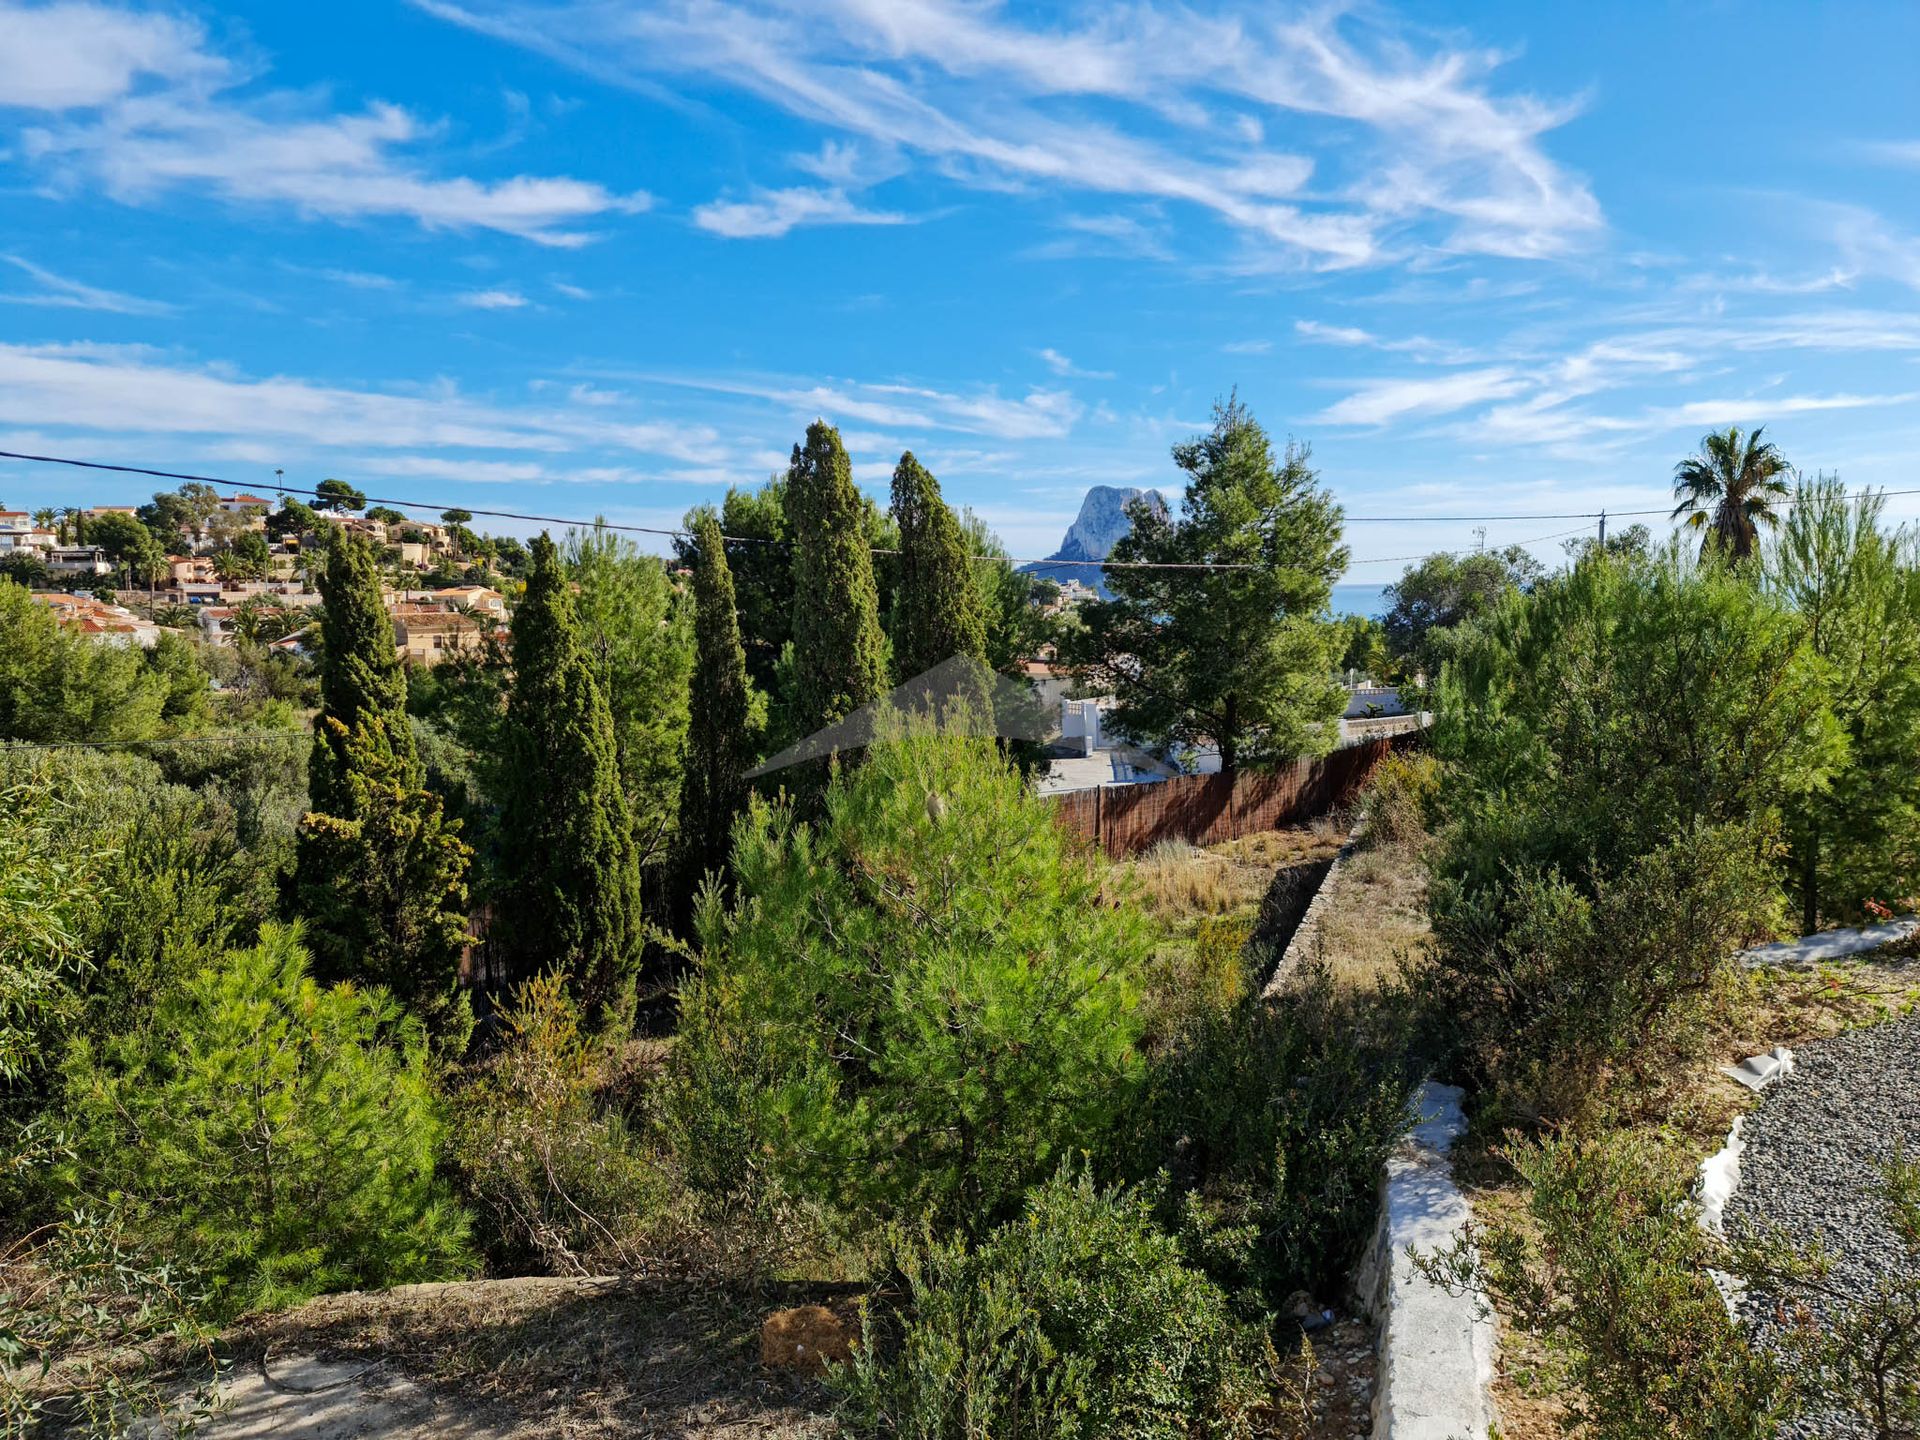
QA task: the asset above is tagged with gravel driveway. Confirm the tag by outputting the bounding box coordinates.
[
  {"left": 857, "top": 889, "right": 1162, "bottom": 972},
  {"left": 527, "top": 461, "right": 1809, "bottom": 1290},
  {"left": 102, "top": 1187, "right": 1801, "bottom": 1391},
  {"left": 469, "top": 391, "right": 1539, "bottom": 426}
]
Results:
[{"left": 1723, "top": 1012, "right": 1920, "bottom": 1439}]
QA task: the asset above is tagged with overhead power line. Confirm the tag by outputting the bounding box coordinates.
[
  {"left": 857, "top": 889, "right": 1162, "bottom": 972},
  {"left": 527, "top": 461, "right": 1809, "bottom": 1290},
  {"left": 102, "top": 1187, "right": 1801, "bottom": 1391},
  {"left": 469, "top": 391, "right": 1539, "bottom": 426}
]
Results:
[{"left": 12, "top": 445, "right": 1920, "bottom": 573}]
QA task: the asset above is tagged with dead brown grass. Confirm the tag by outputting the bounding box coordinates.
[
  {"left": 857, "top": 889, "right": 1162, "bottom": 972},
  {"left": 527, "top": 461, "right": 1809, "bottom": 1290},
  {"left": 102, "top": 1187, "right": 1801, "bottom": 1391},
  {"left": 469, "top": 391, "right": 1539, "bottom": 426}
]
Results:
[
  {"left": 1124, "top": 825, "right": 1344, "bottom": 928},
  {"left": 1299, "top": 836, "right": 1432, "bottom": 990},
  {"left": 239, "top": 1275, "right": 847, "bottom": 1439}
]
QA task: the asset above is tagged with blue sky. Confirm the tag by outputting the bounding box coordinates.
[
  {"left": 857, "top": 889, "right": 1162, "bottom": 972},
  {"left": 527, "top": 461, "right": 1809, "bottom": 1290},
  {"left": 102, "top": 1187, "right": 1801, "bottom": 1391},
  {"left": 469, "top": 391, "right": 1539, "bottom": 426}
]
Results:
[{"left": 4, "top": 1, "right": 1920, "bottom": 572}]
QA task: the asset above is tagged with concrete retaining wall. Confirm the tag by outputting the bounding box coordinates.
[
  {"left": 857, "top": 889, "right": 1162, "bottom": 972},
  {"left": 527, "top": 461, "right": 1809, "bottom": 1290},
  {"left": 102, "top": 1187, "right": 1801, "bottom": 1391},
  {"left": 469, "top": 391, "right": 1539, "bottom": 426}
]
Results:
[
  {"left": 1261, "top": 817, "right": 1363, "bottom": 997},
  {"left": 1355, "top": 1082, "right": 1497, "bottom": 1440}
]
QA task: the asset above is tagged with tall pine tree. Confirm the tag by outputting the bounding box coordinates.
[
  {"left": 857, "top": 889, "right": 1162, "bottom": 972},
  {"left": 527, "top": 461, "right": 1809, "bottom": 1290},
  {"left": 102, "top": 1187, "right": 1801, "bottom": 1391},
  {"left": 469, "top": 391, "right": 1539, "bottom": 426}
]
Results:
[
  {"left": 296, "top": 528, "right": 471, "bottom": 1029},
  {"left": 890, "top": 451, "right": 989, "bottom": 682},
  {"left": 1066, "top": 396, "right": 1348, "bottom": 773},
  {"left": 676, "top": 511, "right": 756, "bottom": 907},
  {"left": 493, "top": 534, "right": 644, "bottom": 1026},
  {"left": 787, "top": 421, "right": 888, "bottom": 739}
]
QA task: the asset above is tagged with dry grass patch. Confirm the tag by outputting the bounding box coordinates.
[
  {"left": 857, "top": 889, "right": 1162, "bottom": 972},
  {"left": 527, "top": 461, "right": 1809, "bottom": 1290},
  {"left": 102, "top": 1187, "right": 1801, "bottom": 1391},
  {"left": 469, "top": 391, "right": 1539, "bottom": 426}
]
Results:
[
  {"left": 238, "top": 1275, "right": 845, "bottom": 1439},
  {"left": 1123, "top": 825, "right": 1343, "bottom": 928},
  {"left": 1297, "top": 836, "right": 1432, "bottom": 990}
]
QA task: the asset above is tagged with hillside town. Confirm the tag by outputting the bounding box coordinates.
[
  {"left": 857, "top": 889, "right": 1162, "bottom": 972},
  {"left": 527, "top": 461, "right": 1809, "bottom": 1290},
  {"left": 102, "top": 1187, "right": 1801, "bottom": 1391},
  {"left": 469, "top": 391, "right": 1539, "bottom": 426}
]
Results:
[{"left": 4, "top": 495, "right": 512, "bottom": 663}]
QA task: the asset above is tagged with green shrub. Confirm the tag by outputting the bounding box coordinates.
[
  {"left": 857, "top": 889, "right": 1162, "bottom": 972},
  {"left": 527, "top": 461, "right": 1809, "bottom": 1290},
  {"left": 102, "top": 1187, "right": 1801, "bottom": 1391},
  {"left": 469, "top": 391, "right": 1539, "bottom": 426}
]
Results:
[
  {"left": 1358, "top": 749, "right": 1439, "bottom": 848},
  {"left": 0, "top": 1201, "right": 219, "bottom": 1439},
  {"left": 55, "top": 922, "right": 472, "bottom": 1316},
  {"left": 1426, "top": 820, "right": 1781, "bottom": 1120},
  {"left": 1434, "top": 548, "right": 1839, "bottom": 894},
  {"left": 665, "top": 723, "right": 1150, "bottom": 1234},
  {"left": 1128, "top": 966, "right": 1418, "bottom": 1306},
  {"left": 836, "top": 1166, "right": 1267, "bottom": 1440},
  {"left": 0, "top": 778, "right": 98, "bottom": 1089},
  {"left": 1420, "top": 1130, "right": 1792, "bottom": 1440},
  {"left": 450, "top": 972, "right": 673, "bottom": 1275}
]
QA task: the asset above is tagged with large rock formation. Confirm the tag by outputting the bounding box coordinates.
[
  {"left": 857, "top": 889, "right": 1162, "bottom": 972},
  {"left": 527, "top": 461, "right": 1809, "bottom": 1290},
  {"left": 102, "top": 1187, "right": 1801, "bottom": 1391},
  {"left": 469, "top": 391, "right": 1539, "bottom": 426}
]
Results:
[{"left": 1021, "top": 485, "right": 1168, "bottom": 597}]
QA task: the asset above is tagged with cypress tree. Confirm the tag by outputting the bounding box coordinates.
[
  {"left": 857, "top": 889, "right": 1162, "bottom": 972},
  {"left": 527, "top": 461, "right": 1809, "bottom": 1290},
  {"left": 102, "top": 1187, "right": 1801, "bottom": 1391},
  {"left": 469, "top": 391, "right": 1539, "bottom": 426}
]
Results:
[
  {"left": 493, "top": 533, "right": 643, "bottom": 1026},
  {"left": 787, "top": 421, "right": 888, "bottom": 738},
  {"left": 890, "top": 451, "right": 990, "bottom": 682},
  {"left": 677, "top": 511, "right": 755, "bottom": 903},
  {"left": 296, "top": 529, "right": 471, "bottom": 1028},
  {"left": 308, "top": 526, "right": 412, "bottom": 814}
]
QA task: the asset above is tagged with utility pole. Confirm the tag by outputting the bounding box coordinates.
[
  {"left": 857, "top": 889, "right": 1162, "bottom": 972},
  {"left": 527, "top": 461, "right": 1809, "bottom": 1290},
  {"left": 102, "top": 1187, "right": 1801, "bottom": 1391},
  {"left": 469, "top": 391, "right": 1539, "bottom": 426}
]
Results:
[{"left": 1598, "top": 509, "right": 1607, "bottom": 548}]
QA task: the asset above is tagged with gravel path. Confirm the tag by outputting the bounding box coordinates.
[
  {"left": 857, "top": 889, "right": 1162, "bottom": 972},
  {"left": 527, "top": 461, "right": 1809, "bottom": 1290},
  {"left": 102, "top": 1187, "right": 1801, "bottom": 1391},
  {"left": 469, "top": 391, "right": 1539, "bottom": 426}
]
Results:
[{"left": 1723, "top": 1013, "right": 1920, "bottom": 1439}]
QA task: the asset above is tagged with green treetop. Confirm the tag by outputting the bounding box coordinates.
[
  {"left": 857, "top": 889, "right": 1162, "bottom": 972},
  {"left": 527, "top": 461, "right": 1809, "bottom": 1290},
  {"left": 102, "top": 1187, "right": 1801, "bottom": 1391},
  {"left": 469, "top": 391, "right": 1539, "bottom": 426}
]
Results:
[
  {"left": 1768, "top": 475, "right": 1920, "bottom": 931},
  {"left": 1067, "top": 396, "right": 1349, "bottom": 772},
  {"left": 295, "top": 529, "right": 470, "bottom": 1025},
  {"left": 677, "top": 510, "right": 757, "bottom": 903},
  {"left": 890, "top": 452, "right": 989, "bottom": 684},
  {"left": 307, "top": 528, "right": 412, "bottom": 815},
  {"left": 1382, "top": 546, "right": 1542, "bottom": 678},
  {"left": 564, "top": 523, "right": 691, "bottom": 861},
  {"left": 493, "top": 533, "right": 644, "bottom": 1027},
  {"left": 786, "top": 422, "right": 888, "bottom": 740}
]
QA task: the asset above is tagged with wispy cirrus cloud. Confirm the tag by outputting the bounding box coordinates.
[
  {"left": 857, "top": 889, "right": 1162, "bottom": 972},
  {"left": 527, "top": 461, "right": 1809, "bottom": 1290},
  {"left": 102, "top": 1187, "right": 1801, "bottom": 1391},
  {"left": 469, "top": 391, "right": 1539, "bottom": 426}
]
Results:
[
  {"left": 1294, "top": 318, "right": 1477, "bottom": 363},
  {"left": 1, "top": 254, "right": 174, "bottom": 314},
  {"left": 622, "top": 369, "right": 1084, "bottom": 441},
  {"left": 457, "top": 288, "right": 529, "bottom": 309},
  {"left": 1038, "top": 347, "right": 1112, "bottom": 380},
  {"left": 693, "top": 185, "right": 909, "bottom": 239},
  {"left": 414, "top": 0, "right": 1601, "bottom": 268},
  {"left": 0, "top": 339, "right": 729, "bottom": 461},
  {"left": 1, "top": 1, "right": 649, "bottom": 246},
  {"left": 1315, "top": 367, "right": 1526, "bottom": 425}
]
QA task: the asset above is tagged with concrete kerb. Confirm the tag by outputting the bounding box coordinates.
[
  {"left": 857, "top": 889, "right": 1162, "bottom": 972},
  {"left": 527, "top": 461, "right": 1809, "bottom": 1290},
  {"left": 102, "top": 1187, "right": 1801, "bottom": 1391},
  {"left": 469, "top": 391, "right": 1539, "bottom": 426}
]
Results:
[
  {"left": 1355, "top": 1081, "right": 1498, "bottom": 1440},
  {"left": 1738, "top": 915, "right": 1918, "bottom": 968},
  {"left": 1253, "top": 816, "right": 1496, "bottom": 1436}
]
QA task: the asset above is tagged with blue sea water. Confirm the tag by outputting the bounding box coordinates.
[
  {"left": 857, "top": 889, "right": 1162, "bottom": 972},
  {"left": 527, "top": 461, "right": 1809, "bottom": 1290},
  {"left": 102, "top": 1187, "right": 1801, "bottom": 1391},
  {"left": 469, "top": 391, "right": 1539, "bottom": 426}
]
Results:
[{"left": 1330, "top": 583, "right": 1391, "bottom": 619}]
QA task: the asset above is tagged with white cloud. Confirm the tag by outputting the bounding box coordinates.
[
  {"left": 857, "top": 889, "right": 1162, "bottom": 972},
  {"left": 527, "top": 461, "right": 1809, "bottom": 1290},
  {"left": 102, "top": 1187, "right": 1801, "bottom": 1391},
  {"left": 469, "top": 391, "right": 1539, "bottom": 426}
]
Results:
[
  {"left": 631, "top": 369, "right": 1083, "bottom": 441},
  {"left": 1038, "top": 347, "right": 1112, "bottom": 380},
  {"left": 1, "top": 254, "right": 173, "bottom": 314},
  {"left": 1221, "top": 338, "right": 1273, "bottom": 355},
  {"left": 1859, "top": 139, "right": 1920, "bottom": 167},
  {"left": 1294, "top": 318, "right": 1480, "bottom": 363},
  {"left": 1315, "top": 368, "right": 1525, "bottom": 425},
  {"left": 0, "top": 2, "right": 216, "bottom": 109},
  {"left": 0, "top": 340, "right": 733, "bottom": 464},
  {"left": 1658, "top": 391, "right": 1917, "bottom": 426},
  {"left": 415, "top": 0, "right": 1601, "bottom": 268},
  {"left": 457, "top": 288, "right": 529, "bottom": 309},
  {"left": 693, "top": 185, "right": 909, "bottom": 238},
  {"left": 298, "top": 265, "right": 404, "bottom": 291},
  {"left": 1025, "top": 211, "right": 1172, "bottom": 262},
  {"left": 5, "top": 2, "right": 648, "bottom": 245}
]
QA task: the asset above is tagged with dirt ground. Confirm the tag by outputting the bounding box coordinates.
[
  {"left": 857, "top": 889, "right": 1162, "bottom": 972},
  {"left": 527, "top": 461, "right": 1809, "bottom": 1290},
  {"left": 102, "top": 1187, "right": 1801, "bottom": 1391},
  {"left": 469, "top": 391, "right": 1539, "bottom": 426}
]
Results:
[{"left": 201, "top": 1275, "right": 842, "bottom": 1439}]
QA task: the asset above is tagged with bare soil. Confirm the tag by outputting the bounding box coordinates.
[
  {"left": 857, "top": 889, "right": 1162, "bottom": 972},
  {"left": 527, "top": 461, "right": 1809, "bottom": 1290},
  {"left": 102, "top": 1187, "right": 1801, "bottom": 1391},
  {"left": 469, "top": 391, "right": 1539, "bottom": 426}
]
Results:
[{"left": 221, "top": 1275, "right": 845, "bottom": 1439}]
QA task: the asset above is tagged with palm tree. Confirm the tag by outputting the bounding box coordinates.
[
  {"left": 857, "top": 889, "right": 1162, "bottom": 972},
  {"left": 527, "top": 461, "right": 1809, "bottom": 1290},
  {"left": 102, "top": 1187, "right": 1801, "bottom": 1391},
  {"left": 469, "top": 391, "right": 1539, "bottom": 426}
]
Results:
[{"left": 1671, "top": 425, "right": 1793, "bottom": 561}]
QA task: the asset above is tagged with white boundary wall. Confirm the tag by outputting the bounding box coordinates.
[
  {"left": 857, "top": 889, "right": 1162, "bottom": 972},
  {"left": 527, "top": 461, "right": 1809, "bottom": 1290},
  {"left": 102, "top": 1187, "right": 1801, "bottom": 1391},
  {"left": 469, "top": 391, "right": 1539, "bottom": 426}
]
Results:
[{"left": 1356, "top": 1082, "right": 1497, "bottom": 1440}]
